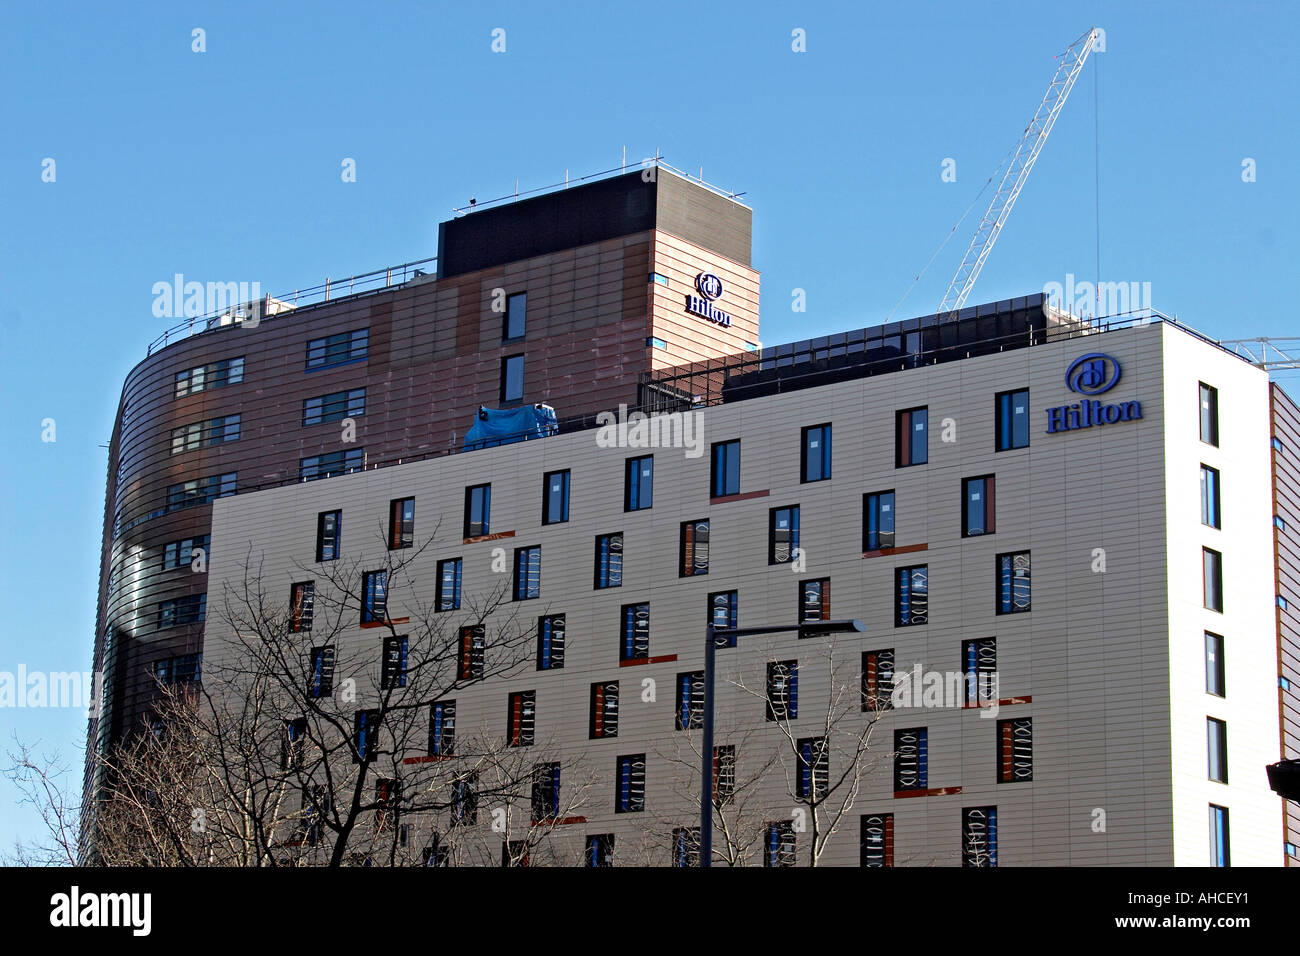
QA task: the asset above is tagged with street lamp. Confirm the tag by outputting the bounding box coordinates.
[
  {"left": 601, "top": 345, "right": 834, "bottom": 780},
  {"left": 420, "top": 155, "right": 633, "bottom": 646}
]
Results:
[{"left": 700, "top": 617, "right": 865, "bottom": 867}]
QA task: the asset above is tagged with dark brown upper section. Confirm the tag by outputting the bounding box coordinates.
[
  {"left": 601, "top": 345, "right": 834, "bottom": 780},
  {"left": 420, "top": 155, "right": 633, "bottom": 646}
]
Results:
[{"left": 1270, "top": 382, "right": 1300, "bottom": 862}]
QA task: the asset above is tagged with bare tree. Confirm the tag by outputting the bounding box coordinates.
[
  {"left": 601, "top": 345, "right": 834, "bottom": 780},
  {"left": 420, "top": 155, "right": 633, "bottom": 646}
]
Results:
[{"left": 3, "top": 738, "right": 80, "bottom": 866}]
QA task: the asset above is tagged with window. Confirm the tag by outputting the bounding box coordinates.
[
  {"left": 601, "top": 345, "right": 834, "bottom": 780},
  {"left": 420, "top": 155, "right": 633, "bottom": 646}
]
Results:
[
  {"left": 537, "top": 615, "right": 565, "bottom": 671},
  {"left": 680, "top": 519, "right": 710, "bottom": 576},
  {"left": 531, "top": 763, "right": 560, "bottom": 823},
  {"left": 513, "top": 546, "right": 541, "bottom": 601},
  {"left": 361, "top": 570, "right": 388, "bottom": 624},
  {"left": 801, "top": 424, "right": 832, "bottom": 482},
  {"left": 996, "top": 389, "right": 1030, "bottom": 451},
  {"left": 766, "top": 660, "right": 798, "bottom": 721},
  {"left": 711, "top": 440, "right": 740, "bottom": 497},
  {"left": 316, "top": 510, "right": 341, "bottom": 562},
  {"left": 163, "top": 535, "right": 210, "bottom": 571},
  {"left": 300, "top": 786, "right": 330, "bottom": 845},
  {"left": 796, "top": 737, "right": 829, "bottom": 800},
  {"left": 675, "top": 671, "right": 705, "bottom": 730},
  {"left": 799, "top": 578, "right": 831, "bottom": 624},
  {"left": 158, "top": 594, "right": 206, "bottom": 629},
  {"left": 590, "top": 681, "right": 619, "bottom": 739},
  {"left": 648, "top": 272, "right": 669, "bottom": 287},
  {"left": 996, "top": 552, "right": 1030, "bottom": 615},
  {"left": 354, "top": 710, "right": 380, "bottom": 763},
  {"left": 594, "top": 533, "right": 623, "bottom": 589},
  {"left": 863, "top": 491, "right": 896, "bottom": 551},
  {"left": 507, "top": 691, "right": 536, "bottom": 746},
  {"left": 1200, "top": 466, "right": 1221, "bottom": 528},
  {"left": 457, "top": 625, "right": 485, "bottom": 680},
  {"left": 895, "top": 565, "right": 929, "bottom": 626},
  {"left": 500, "top": 354, "right": 525, "bottom": 403},
  {"left": 861, "top": 813, "right": 894, "bottom": 867},
  {"left": 1207, "top": 717, "right": 1228, "bottom": 783},
  {"left": 896, "top": 407, "right": 928, "bottom": 467},
  {"left": 769, "top": 505, "right": 800, "bottom": 564},
  {"left": 166, "top": 472, "right": 236, "bottom": 512},
  {"left": 300, "top": 448, "right": 363, "bottom": 481},
  {"left": 962, "top": 475, "right": 996, "bottom": 537},
  {"left": 374, "top": 778, "right": 402, "bottom": 831},
  {"left": 713, "top": 745, "right": 737, "bottom": 803},
  {"left": 381, "top": 635, "right": 407, "bottom": 689},
  {"left": 303, "top": 388, "right": 366, "bottom": 426},
  {"left": 175, "top": 356, "right": 244, "bottom": 398},
  {"left": 389, "top": 497, "right": 415, "bottom": 550},
  {"left": 614, "top": 754, "right": 646, "bottom": 813},
  {"left": 1205, "top": 632, "right": 1225, "bottom": 697},
  {"left": 862, "top": 649, "right": 895, "bottom": 712},
  {"left": 308, "top": 647, "right": 335, "bottom": 698},
  {"left": 963, "top": 637, "right": 998, "bottom": 706},
  {"left": 153, "top": 653, "right": 202, "bottom": 685},
  {"left": 170, "top": 414, "right": 241, "bottom": 454},
  {"left": 997, "top": 718, "right": 1033, "bottom": 782},
  {"left": 625, "top": 455, "right": 654, "bottom": 511},
  {"left": 620, "top": 603, "right": 650, "bottom": 662},
  {"left": 436, "top": 558, "right": 462, "bottom": 611},
  {"left": 306, "top": 328, "right": 368, "bottom": 370},
  {"left": 1203, "top": 548, "right": 1223, "bottom": 612},
  {"left": 504, "top": 292, "right": 526, "bottom": 340},
  {"left": 289, "top": 582, "right": 315, "bottom": 632},
  {"left": 542, "top": 470, "right": 570, "bottom": 524},
  {"left": 672, "top": 827, "right": 701, "bottom": 867},
  {"left": 894, "top": 727, "right": 927, "bottom": 791},
  {"left": 451, "top": 774, "right": 477, "bottom": 825},
  {"left": 709, "top": 591, "right": 738, "bottom": 648},
  {"left": 1277, "top": 515, "right": 1287, "bottom": 531},
  {"left": 281, "top": 718, "right": 307, "bottom": 771},
  {"left": 1199, "top": 382, "right": 1219, "bottom": 446},
  {"left": 763, "top": 822, "right": 796, "bottom": 867},
  {"left": 962, "top": 806, "right": 998, "bottom": 867},
  {"left": 464, "top": 484, "right": 491, "bottom": 538},
  {"left": 586, "top": 834, "right": 615, "bottom": 867},
  {"left": 1209, "top": 805, "right": 1230, "bottom": 867},
  {"left": 430, "top": 700, "right": 456, "bottom": 756}
]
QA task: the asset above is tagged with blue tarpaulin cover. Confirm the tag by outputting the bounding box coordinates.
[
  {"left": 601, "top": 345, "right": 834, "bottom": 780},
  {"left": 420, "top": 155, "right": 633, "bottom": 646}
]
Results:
[{"left": 463, "top": 404, "right": 558, "bottom": 451}]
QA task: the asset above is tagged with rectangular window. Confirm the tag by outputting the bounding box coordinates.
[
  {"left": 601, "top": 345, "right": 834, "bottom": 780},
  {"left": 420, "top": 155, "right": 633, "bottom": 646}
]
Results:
[
  {"left": 153, "top": 653, "right": 202, "bottom": 684},
  {"left": 590, "top": 681, "right": 619, "bottom": 739},
  {"left": 680, "top": 519, "right": 710, "bottom": 576},
  {"left": 504, "top": 292, "right": 527, "bottom": 340},
  {"left": 997, "top": 717, "right": 1033, "bottom": 783},
  {"left": 675, "top": 671, "right": 705, "bottom": 731},
  {"left": 163, "top": 534, "right": 210, "bottom": 571},
  {"left": 796, "top": 737, "right": 829, "bottom": 800},
  {"left": 594, "top": 533, "right": 623, "bottom": 589},
  {"left": 175, "top": 356, "right": 244, "bottom": 398},
  {"left": 711, "top": 440, "right": 740, "bottom": 497},
  {"left": 1209, "top": 805, "right": 1230, "bottom": 867},
  {"left": 303, "top": 388, "right": 366, "bottom": 426},
  {"left": 962, "top": 806, "right": 998, "bottom": 867},
  {"left": 166, "top": 472, "right": 236, "bottom": 512},
  {"left": 769, "top": 505, "right": 800, "bottom": 565},
  {"left": 158, "top": 594, "right": 206, "bottom": 629},
  {"left": 289, "top": 581, "right": 315, "bottom": 632},
  {"left": 542, "top": 470, "right": 570, "bottom": 524},
  {"left": 389, "top": 497, "right": 415, "bottom": 550},
  {"left": 620, "top": 603, "right": 650, "bottom": 662},
  {"left": 1205, "top": 631, "right": 1225, "bottom": 697},
  {"left": 586, "top": 834, "right": 615, "bottom": 867},
  {"left": 625, "top": 455, "right": 654, "bottom": 511},
  {"left": 457, "top": 625, "right": 485, "bottom": 680},
  {"left": 996, "top": 552, "right": 1031, "bottom": 615},
  {"left": 862, "top": 649, "right": 895, "bottom": 712},
  {"left": 537, "top": 614, "right": 565, "bottom": 671},
  {"left": 996, "top": 389, "right": 1030, "bottom": 451},
  {"left": 507, "top": 691, "right": 536, "bottom": 746},
  {"left": 306, "top": 328, "right": 368, "bottom": 370},
  {"left": 799, "top": 578, "right": 831, "bottom": 624},
  {"left": 308, "top": 646, "right": 335, "bottom": 698},
  {"left": 170, "top": 414, "right": 241, "bottom": 454},
  {"left": 896, "top": 407, "right": 928, "bottom": 467},
  {"left": 281, "top": 718, "right": 307, "bottom": 771},
  {"left": 1203, "top": 548, "right": 1223, "bottom": 612},
  {"left": 1207, "top": 717, "right": 1228, "bottom": 783},
  {"left": 860, "top": 813, "right": 894, "bottom": 867},
  {"left": 801, "top": 424, "right": 832, "bottom": 482},
  {"left": 316, "top": 510, "right": 341, "bottom": 562},
  {"left": 530, "top": 762, "right": 560, "bottom": 823},
  {"left": 374, "top": 778, "right": 402, "bottom": 831},
  {"left": 361, "top": 570, "right": 388, "bottom": 624},
  {"left": 436, "top": 558, "right": 462, "bottom": 611},
  {"left": 863, "top": 491, "right": 896, "bottom": 551},
  {"left": 1200, "top": 465, "right": 1221, "bottom": 529},
  {"left": 465, "top": 484, "right": 491, "bottom": 538},
  {"left": 766, "top": 660, "right": 798, "bottom": 722},
  {"left": 614, "top": 754, "right": 646, "bottom": 813},
  {"left": 354, "top": 710, "right": 380, "bottom": 763},
  {"left": 500, "top": 354, "right": 525, "bottom": 403},
  {"left": 963, "top": 637, "right": 998, "bottom": 706},
  {"left": 896, "top": 565, "right": 929, "bottom": 627},
  {"left": 894, "top": 727, "right": 928, "bottom": 791},
  {"left": 300, "top": 786, "right": 330, "bottom": 845},
  {"left": 513, "top": 545, "right": 541, "bottom": 600},
  {"left": 763, "top": 822, "right": 797, "bottom": 867},
  {"left": 709, "top": 590, "right": 738, "bottom": 648},
  {"left": 430, "top": 700, "right": 456, "bottom": 756},
  {"left": 452, "top": 774, "right": 477, "bottom": 825},
  {"left": 714, "top": 745, "right": 737, "bottom": 803},
  {"left": 380, "top": 635, "right": 407, "bottom": 690},
  {"left": 300, "top": 448, "right": 363, "bottom": 482},
  {"left": 962, "top": 475, "right": 996, "bottom": 537},
  {"left": 1199, "top": 382, "right": 1219, "bottom": 446},
  {"left": 672, "top": 828, "right": 700, "bottom": 868}
]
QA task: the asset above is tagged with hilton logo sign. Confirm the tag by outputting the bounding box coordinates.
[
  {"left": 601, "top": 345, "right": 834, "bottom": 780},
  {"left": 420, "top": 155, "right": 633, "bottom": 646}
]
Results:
[
  {"left": 1046, "top": 352, "right": 1143, "bottom": 433},
  {"left": 685, "top": 272, "right": 733, "bottom": 328}
]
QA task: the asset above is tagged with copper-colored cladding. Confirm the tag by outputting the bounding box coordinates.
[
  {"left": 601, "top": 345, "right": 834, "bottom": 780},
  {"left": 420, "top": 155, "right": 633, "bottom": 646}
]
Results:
[{"left": 1270, "top": 383, "right": 1300, "bottom": 863}]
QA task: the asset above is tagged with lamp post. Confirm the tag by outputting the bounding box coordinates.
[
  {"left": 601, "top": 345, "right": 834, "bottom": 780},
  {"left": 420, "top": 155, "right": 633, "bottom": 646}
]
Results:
[{"left": 700, "top": 617, "right": 865, "bottom": 867}]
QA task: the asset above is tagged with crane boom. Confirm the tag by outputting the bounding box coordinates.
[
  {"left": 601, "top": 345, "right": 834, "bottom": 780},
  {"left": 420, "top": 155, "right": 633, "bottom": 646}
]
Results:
[{"left": 938, "top": 27, "right": 1099, "bottom": 318}]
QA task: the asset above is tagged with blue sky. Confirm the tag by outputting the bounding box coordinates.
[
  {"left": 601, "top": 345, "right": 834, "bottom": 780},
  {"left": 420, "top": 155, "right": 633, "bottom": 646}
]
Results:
[{"left": 1, "top": 0, "right": 1296, "bottom": 851}]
